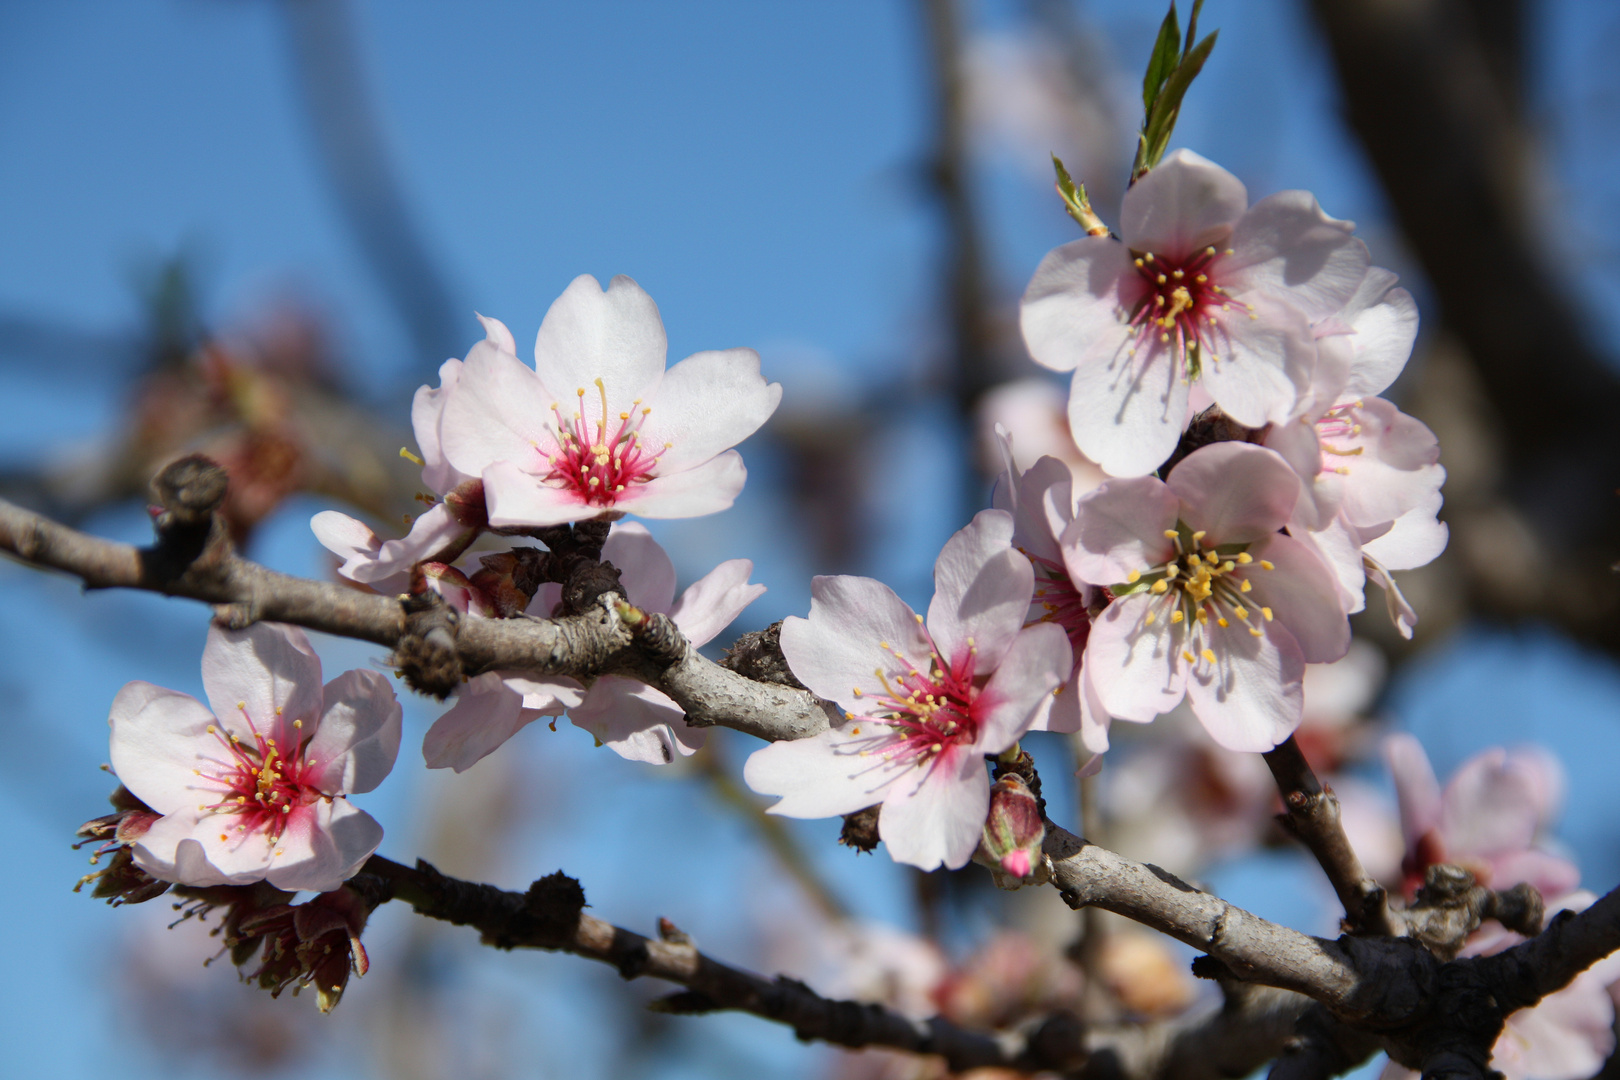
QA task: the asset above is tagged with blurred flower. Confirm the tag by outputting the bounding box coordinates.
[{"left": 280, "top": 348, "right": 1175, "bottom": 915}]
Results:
[
  {"left": 934, "top": 930, "right": 1082, "bottom": 1030},
  {"left": 438, "top": 274, "right": 781, "bottom": 527},
  {"left": 1094, "top": 927, "right": 1196, "bottom": 1018},
  {"left": 1065, "top": 442, "right": 1349, "bottom": 751},
  {"left": 1022, "top": 150, "right": 1369, "bottom": 477},
  {"left": 745, "top": 510, "right": 1070, "bottom": 870},
  {"left": 109, "top": 622, "right": 401, "bottom": 892},
  {"left": 976, "top": 378, "right": 1107, "bottom": 496}
]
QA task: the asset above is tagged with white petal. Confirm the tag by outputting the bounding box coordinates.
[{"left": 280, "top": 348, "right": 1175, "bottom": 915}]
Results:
[
  {"left": 1065, "top": 334, "right": 1191, "bottom": 478},
  {"left": 1340, "top": 279, "right": 1417, "bottom": 401},
  {"left": 482, "top": 459, "right": 591, "bottom": 528},
  {"left": 925, "top": 509, "right": 1031, "bottom": 673},
  {"left": 1244, "top": 533, "right": 1351, "bottom": 664},
  {"left": 1062, "top": 476, "right": 1180, "bottom": 585},
  {"left": 744, "top": 725, "right": 904, "bottom": 818},
  {"left": 533, "top": 274, "right": 668, "bottom": 416},
  {"left": 440, "top": 343, "right": 552, "bottom": 479},
  {"left": 1120, "top": 149, "right": 1248, "bottom": 255},
  {"left": 973, "top": 622, "right": 1072, "bottom": 752},
  {"left": 1199, "top": 293, "right": 1316, "bottom": 428},
  {"left": 1020, "top": 236, "right": 1137, "bottom": 374},
  {"left": 640, "top": 348, "right": 782, "bottom": 472},
  {"left": 108, "top": 682, "right": 225, "bottom": 814},
  {"left": 1227, "top": 191, "right": 1368, "bottom": 320},
  {"left": 307, "top": 669, "right": 402, "bottom": 795},
  {"left": 611, "top": 451, "right": 747, "bottom": 519},
  {"left": 264, "top": 798, "right": 384, "bottom": 893},
  {"left": 414, "top": 355, "right": 476, "bottom": 493},
  {"left": 602, "top": 522, "right": 677, "bottom": 614},
  {"left": 423, "top": 673, "right": 559, "bottom": 773},
  {"left": 669, "top": 559, "right": 765, "bottom": 647},
  {"left": 1169, "top": 442, "right": 1301, "bottom": 545},
  {"left": 1183, "top": 620, "right": 1305, "bottom": 751},
  {"left": 568, "top": 677, "right": 702, "bottom": 765},
  {"left": 878, "top": 746, "right": 990, "bottom": 871},
  {"left": 779, "top": 576, "right": 932, "bottom": 715},
  {"left": 1084, "top": 595, "right": 1186, "bottom": 722},
  {"left": 1383, "top": 733, "right": 1441, "bottom": 850},
  {"left": 201, "top": 623, "right": 324, "bottom": 743}
]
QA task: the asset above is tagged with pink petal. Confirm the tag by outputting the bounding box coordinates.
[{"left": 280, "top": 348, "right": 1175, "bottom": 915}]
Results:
[
  {"left": 568, "top": 676, "right": 703, "bottom": 765},
  {"left": 263, "top": 798, "right": 384, "bottom": 893},
  {"left": 201, "top": 623, "right": 324, "bottom": 743},
  {"left": 108, "top": 682, "right": 227, "bottom": 814},
  {"left": 413, "top": 355, "right": 475, "bottom": 494},
  {"left": 1383, "top": 733, "right": 1442, "bottom": 851},
  {"left": 1267, "top": 419, "right": 1342, "bottom": 532},
  {"left": 1226, "top": 190, "right": 1368, "bottom": 320},
  {"left": 1168, "top": 442, "right": 1300, "bottom": 546},
  {"left": 1020, "top": 236, "right": 1137, "bottom": 375},
  {"left": 640, "top": 348, "right": 782, "bottom": 472},
  {"left": 1064, "top": 336, "right": 1191, "bottom": 478},
  {"left": 1290, "top": 519, "right": 1368, "bottom": 615},
  {"left": 1062, "top": 476, "right": 1180, "bottom": 585},
  {"left": 1198, "top": 293, "right": 1317, "bottom": 428},
  {"left": 131, "top": 808, "right": 239, "bottom": 886},
  {"left": 779, "top": 575, "right": 933, "bottom": 715},
  {"left": 1183, "top": 621, "right": 1305, "bottom": 751},
  {"left": 1244, "top": 533, "right": 1351, "bottom": 663},
  {"left": 1333, "top": 399, "right": 1443, "bottom": 528},
  {"left": 475, "top": 312, "right": 516, "bottom": 355},
  {"left": 1362, "top": 500, "right": 1448, "bottom": 571},
  {"left": 669, "top": 559, "right": 765, "bottom": 647},
  {"left": 993, "top": 453, "right": 1070, "bottom": 567},
  {"left": 925, "top": 509, "right": 1032, "bottom": 673},
  {"left": 878, "top": 745, "right": 991, "bottom": 871},
  {"left": 481, "top": 459, "right": 590, "bottom": 528},
  {"left": 611, "top": 450, "right": 748, "bottom": 520},
  {"left": 533, "top": 274, "right": 668, "bottom": 417},
  {"left": 1440, "top": 748, "right": 1542, "bottom": 859},
  {"left": 422, "top": 672, "right": 577, "bottom": 773},
  {"left": 973, "top": 622, "right": 1072, "bottom": 752},
  {"left": 1490, "top": 849, "right": 1581, "bottom": 901},
  {"left": 1078, "top": 664, "right": 1112, "bottom": 753},
  {"left": 306, "top": 669, "right": 401, "bottom": 795},
  {"left": 1119, "top": 149, "right": 1248, "bottom": 256},
  {"left": 744, "top": 725, "right": 904, "bottom": 818},
  {"left": 1338, "top": 275, "right": 1418, "bottom": 401},
  {"left": 1083, "top": 595, "right": 1187, "bottom": 722},
  {"left": 335, "top": 503, "right": 468, "bottom": 586},
  {"left": 602, "top": 522, "right": 677, "bottom": 614},
  {"left": 1028, "top": 666, "right": 1081, "bottom": 735},
  {"left": 439, "top": 343, "right": 552, "bottom": 480}
]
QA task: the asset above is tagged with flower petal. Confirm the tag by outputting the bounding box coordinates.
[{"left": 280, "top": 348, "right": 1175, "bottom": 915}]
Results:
[
  {"left": 1120, "top": 149, "right": 1248, "bottom": 256},
  {"left": 1083, "top": 595, "right": 1187, "bottom": 722},
  {"left": 974, "top": 622, "right": 1071, "bottom": 752},
  {"left": 440, "top": 342, "right": 551, "bottom": 480},
  {"left": 533, "top": 274, "right": 668, "bottom": 416},
  {"left": 602, "top": 522, "right": 677, "bottom": 614},
  {"left": 1226, "top": 190, "right": 1367, "bottom": 320},
  {"left": 1199, "top": 292, "right": 1316, "bottom": 428},
  {"left": 640, "top": 348, "right": 782, "bottom": 472},
  {"left": 611, "top": 450, "right": 748, "bottom": 520},
  {"left": 744, "top": 725, "right": 902, "bottom": 818},
  {"left": 925, "top": 509, "right": 1031, "bottom": 673},
  {"left": 1065, "top": 336, "right": 1190, "bottom": 478},
  {"left": 1338, "top": 274, "right": 1418, "bottom": 401},
  {"left": 1383, "top": 733, "right": 1441, "bottom": 851},
  {"left": 877, "top": 746, "right": 990, "bottom": 871},
  {"left": 780, "top": 576, "right": 933, "bottom": 715},
  {"left": 1168, "top": 442, "right": 1301, "bottom": 545},
  {"left": 263, "top": 798, "right": 384, "bottom": 893},
  {"left": 414, "top": 355, "right": 475, "bottom": 494},
  {"left": 307, "top": 669, "right": 402, "bottom": 795},
  {"left": 1244, "top": 533, "right": 1350, "bottom": 664},
  {"left": 201, "top": 623, "right": 324, "bottom": 742},
  {"left": 669, "top": 559, "right": 765, "bottom": 647},
  {"left": 1062, "top": 476, "right": 1180, "bottom": 586},
  {"left": 568, "top": 676, "right": 703, "bottom": 765},
  {"left": 1020, "top": 236, "right": 1137, "bottom": 374},
  {"left": 109, "top": 682, "right": 225, "bottom": 814},
  {"left": 481, "top": 459, "right": 591, "bottom": 528},
  {"left": 1183, "top": 620, "right": 1305, "bottom": 751}
]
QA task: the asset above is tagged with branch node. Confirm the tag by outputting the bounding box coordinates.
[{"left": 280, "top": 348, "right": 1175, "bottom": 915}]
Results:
[
  {"left": 152, "top": 454, "right": 229, "bottom": 528},
  {"left": 392, "top": 592, "right": 463, "bottom": 699},
  {"left": 632, "top": 611, "right": 687, "bottom": 668}
]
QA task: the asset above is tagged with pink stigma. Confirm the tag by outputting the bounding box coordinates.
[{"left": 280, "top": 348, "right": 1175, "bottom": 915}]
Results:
[
  {"left": 1028, "top": 553, "right": 1091, "bottom": 655},
  {"left": 1124, "top": 247, "right": 1246, "bottom": 371},
  {"left": 542, "top": 379, "right": 668, "bottom": 507},
  {"left": 198, "top": 710, "right": 323, "bottom": 844}
]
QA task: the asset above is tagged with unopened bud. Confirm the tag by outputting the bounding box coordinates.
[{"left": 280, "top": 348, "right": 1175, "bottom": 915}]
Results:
[{"left": 982, "top": 775, "right": 1044, "bottom": 880}]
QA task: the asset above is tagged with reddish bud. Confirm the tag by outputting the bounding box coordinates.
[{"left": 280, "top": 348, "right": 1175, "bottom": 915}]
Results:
[{"left": 982, "top": 775, "right": 1045, "bottom": 880}]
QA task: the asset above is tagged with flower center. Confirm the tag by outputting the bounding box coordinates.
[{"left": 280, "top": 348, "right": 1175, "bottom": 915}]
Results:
[
  {"left": 1314, "top": 402, "right": 1366, "bottom": 477},
  {"left": 1125, "top": 248, "right": 1253, "bottom": 379},
  {"left": 1120, "top": 523, "right": 1276, "bottom": 667},
  {"left": 1027, "top": 552, "right": 1091, "bottom": 656},
  {"left": 541, "top": 378, "right": 670, "bottom": 506},
  {"left": 197, "top": 706, "right": 323, "bottom": 845},
  {"left": 846, "top": 620, "right": 980, "bottom": 767}
]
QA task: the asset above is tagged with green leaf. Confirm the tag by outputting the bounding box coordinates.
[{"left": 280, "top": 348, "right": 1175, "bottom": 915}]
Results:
[
  {"left": 1183, "top": 0, "right": 1204, "bottom": 60},
  {"left": 1051, "top": 154, "right": 1106, "bottom": 233},
  {"left": 1141, "top": 3, "right": 1182, "bottom": 113},
  {"left": 1135, "top": 28, "right": 1218, "bottom": 177}
]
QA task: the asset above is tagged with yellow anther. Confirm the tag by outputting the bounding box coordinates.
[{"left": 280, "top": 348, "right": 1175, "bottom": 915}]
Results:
[
  {"left": 1163, "top": 529, "right": 1179, "bottom": 539},
  {"left": 1201, "top": 648, "right": 1217, "bottom": 664},
  {"left": 1134, "top": 257, "right": 1144, "bottom": 267},
  {"left": 1160, "top": 332, "right": 1170, "bottom": 343},
  {"left": 1261, "top": 607, "right": 1274, "bottom": 621},
  {"left": 399, "top": 446, "right": 424, "bottom": 466},
  {"left": 1172, "top": 269, "right": 1184, "bottom": 279},
  {"left": 1240, "top": 579, "right": 1252, "bottom": 593},
  {"left": 1259, "top": 560, "right": 1275, "bottom": 571},
  {"left": 1221, "top": 561, "right": 1236, "bottom": 572},
  {"left": 1182, "top": 650, "right": 1196, "bottom": 663},
  {"left": 1250, "top": 627, "right": 1264, "bottom": 637},
  {"left": 1195, "top": 273, "right": 1207, "bottom": 284},
  {"left": 852, "top": 688, "right": 863, "bottom": 697},
  {"left": 914, "top": 613, "right": 924, "bottom": 624},
  {"left": 1191, "top": 530, "right": 1206, "bottom": 544},
  {"left": 1151, "top": 580, "right": 1168, "bottom": 594},
  {"left": 1234, "top": 605, "right": 1249, "bottom": 620},
  {"left": 1156, "top": 274, "right": 1167, "bottom": 284},
  {"left": 1170, "top": 610, "right": 1184, "bottom": 623},
  {"left": 207, "top": 725, "right": 217, "bottom": 734},
  {"left": 1224, "top": 248, "right": 1234, "bottom": 256},
  {"left": 1145, "top": 611, "right": 1156, "bottom": 626},
  {"left": 1217, "top": 617, "right": 1229, "bottom": 628},
  {"left": 1236, "top": 552, "right": 1252, "bottom": 564}
]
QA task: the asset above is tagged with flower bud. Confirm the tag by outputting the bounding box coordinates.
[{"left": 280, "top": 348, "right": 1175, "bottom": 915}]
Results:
[
  {"left": 982, "top": 775, "right": 1044, "bottom": 880},
  {"left": 74, "top": 786, "right": 168, "bottom": 906}
]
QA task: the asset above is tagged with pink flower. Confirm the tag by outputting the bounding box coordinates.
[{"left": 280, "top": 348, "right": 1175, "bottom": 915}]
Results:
[
  {"left": 311, "top": 316, "right": 509, "bottom": 591},
  {"left": 436, "top": 274, "right": 781, "bottom": 528},
  {"left": 743, "top": 510, "right": 1072, "bottom": 870},
  {"left": 1383, "top": 734, "right": 1578, "bottom": 901},
  {"left": 1063, "top": 441, "right": 1350, "bottom": 752},
  {"left": 1266, "top": 270, "right": 1446, "bottom": 638},
  {"left": 108, "top": 623, "right": 401, "bottom": 893},
  {"left": 1021, "top": 149, "right": 1369, "bottom": 477},
  {"left": 421, "top": 523, "right": 764, "bottom": 770}
]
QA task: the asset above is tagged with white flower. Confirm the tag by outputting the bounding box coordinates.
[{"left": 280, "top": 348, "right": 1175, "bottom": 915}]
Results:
[{"left": 108, "top": 623, "right": 401, "bottom": 893}]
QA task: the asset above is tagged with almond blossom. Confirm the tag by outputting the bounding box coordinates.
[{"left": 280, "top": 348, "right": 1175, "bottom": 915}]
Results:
[
  {"left": 1021, "top": 149, "right": 1370, "bottom": 477},
  {"left": 1266, "top": 269, "right": 1446, "bottom": 638},
  {"left": 743, "top": 510, "right": 1071, "bottom": 871},
  {"left": 310, "top": 316, "right": 506, "bottom": 592},
  {"left": 1063, "top": 441, "right": 1349, "bottom": 752},
  {"left": 436, "top": 274, "right": 781, "bottom": 528},
  {"left": 1382, "top": 737, "right": 1619, "bottom": 1080},
  {"left": 422, "top": 523, "right": 764, "bottom": 770},
  {"left": 108, "top": 622, "right": 401, "bottom": 894}
]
